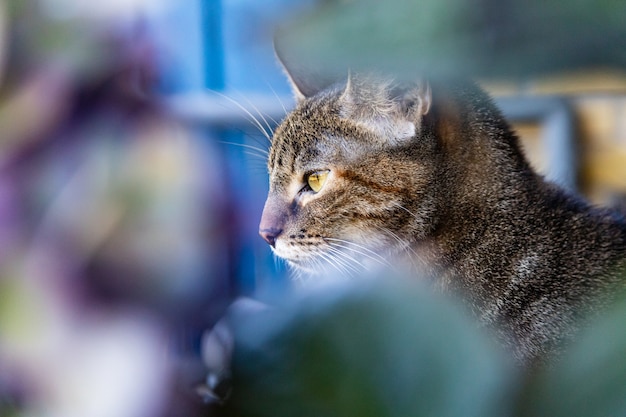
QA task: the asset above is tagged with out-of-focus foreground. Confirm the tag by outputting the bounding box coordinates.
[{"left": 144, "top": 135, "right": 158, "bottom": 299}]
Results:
[{"left": 0, "top": 2, "right": 233, "bottom": 416}]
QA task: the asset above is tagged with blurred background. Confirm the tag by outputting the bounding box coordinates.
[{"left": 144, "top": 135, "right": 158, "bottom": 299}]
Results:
[
  {"left": 0, "top": 1, "right": 306, "bottom": 416},
  {"left": 1, "top": 0, "right": 626, "bottom": 416}
]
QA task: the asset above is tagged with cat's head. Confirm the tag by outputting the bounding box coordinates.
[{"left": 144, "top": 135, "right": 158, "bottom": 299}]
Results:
[{"left": 259, "top": 62, "right": 440, "bottom": 278}]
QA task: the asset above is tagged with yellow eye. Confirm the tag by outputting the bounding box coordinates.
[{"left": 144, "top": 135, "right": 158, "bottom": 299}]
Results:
[{"left": 306, "top": 170, "right": 330, "bottom": 193}]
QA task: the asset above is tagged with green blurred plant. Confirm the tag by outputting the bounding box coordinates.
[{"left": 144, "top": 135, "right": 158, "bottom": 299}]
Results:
[
  {"left": 219, "top": 276, "right": 626, "bottom": 417},
  {"left": 224, "top": 279, "right": 516, "bottom": 417}
]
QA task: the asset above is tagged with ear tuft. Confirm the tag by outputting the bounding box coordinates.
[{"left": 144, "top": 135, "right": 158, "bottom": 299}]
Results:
[{"left": 339, "top": 70, "right": 353, "bottom": 102}]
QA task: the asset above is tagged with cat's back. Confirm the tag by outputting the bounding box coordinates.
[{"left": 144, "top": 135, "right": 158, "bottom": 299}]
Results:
[{"left": 474, "top": 180, "right": 626, "bottom": 362}]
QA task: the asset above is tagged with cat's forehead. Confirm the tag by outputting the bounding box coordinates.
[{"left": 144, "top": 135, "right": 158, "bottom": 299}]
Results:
[
  {"left": 267, "top": 76, "right": 423, "bottom": 183},
  {"left": 269, "top": 100, "right": 369, "bottom": 177}
]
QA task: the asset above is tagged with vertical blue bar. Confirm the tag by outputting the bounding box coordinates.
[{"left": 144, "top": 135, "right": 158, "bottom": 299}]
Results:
[
  {"left": 200, "top": 0, "right": 259, "bottom": 296},
  {"left": 201, "top": 0, "right": 225, "bottom": 90}
]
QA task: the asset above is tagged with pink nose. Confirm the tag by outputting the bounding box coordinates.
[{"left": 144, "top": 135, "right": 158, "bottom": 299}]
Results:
[
  {"left": 259, "top": 227, "right": 282, "bottom": 247},
  {"left": 259, "top": 196, "right": 286, "bottom": 247}
]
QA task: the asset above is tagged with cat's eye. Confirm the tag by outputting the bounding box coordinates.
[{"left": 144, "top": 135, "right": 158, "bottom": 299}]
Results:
[{"left": 306, "top": 170, "right": 330, "bottom": 193}]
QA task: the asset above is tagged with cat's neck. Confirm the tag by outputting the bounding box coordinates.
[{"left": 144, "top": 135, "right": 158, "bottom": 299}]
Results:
[{"left": 408, "top": 81, "right": 626, "bottom": 294}]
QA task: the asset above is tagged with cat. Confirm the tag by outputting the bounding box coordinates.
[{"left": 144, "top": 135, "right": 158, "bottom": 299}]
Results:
[{"left": 258, "top": 60, "right": 626, "bottom": 365}]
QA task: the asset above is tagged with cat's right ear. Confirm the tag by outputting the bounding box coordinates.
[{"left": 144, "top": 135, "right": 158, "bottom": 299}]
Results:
[
  {"left": 399, "top": 79, "right": 431, "bottom": 119},
  {"left": 274, "top": 41, "right": 336, "bottom": 102},
  {"left": 414, "top": 80, "right": 432, "bottom": 117}
]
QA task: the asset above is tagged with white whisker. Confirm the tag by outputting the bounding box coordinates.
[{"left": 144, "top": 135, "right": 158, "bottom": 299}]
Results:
[
  {"left": 247, "top": 164, "right": 271, "bottom": 175},
  {"left": 373, "top": 225, "right": 421, "bottom": 271},
  {"left": 289, "top": 262, "right": 306, "bottom": 284},
  {"left": 391, "top": 202, "right": 422, "bottom": 222},
  {"left": 318, "top": 251, "right": 354, "bottom": 277},
  {"left": 273, "top": 253, "right": 281, "bottom": 271},
  {"left": 212, "top": 91, "right": 272, "bottom": 141},
  {"left": 246, "top": 132, "right": 273, "bottom": 153},
  {"left": 243, "top": 151, "right": 269, "bottom": 161},
  {"left": 238, "top": 92, "right": 276, "bottom": 140},
  {"left": 324, "top": 245, "right": 353, "bottom": 268},
  {"left": 324, "top": 246, "right": 362, "bottom": 275},
  {"left": 218, "top": 141, "right": 269, "bottom": 157},
  {"left": 324, "top": 237, "right": 391, "bottom": 267},
  {"left": 377, "top": 225, "right": 418, "bottom": 257},
  {"left": 266, "top": 82, "right": 289, "bottom": 115}
]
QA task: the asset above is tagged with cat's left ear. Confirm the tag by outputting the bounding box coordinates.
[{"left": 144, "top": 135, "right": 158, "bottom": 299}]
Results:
[{"left": 274, "top": 42, "right": 337, "bottom": 102}]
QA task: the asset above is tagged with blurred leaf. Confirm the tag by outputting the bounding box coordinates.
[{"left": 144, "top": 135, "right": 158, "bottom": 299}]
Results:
[
  {"left": 520, "top": 292, "right": 626, "bottom": 417},
  {"left": 275, "top": 0, "right": 626, "bottom": 81},
  {"left": 226, "top": 280, "right": 518, "bottom": 417}
]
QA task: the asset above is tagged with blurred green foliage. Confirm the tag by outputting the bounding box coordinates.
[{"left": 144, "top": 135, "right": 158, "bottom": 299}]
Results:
[
  {"left": 221, "top": 278, "right": 626, "bottom": 417},
  {"left": 275, "top": 0, "right": 626, "bottom": 81},
  {"left": 225, "top": 280, "right": 517, "bottom": 417},
  {"left": 520, "top": 293, "right": 626, "bottom": 417}
]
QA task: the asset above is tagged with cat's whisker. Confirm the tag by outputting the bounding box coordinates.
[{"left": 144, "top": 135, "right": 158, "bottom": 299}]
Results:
[
  {"left": 212, "top": 91, "right": 272, "bottom": 141},
  {"left": 289, "top": 261, "right": 306, "bottom": 284},
  {"left": 375, "top": 225, "right": 420, "bottom": 259},
  {"left": 318, "top": 251, "right": 355, "bottom": 278},
  {"left": 325, "top": 244, "right": 388, "bottom": 274},
  {"left": 219, "top": 141, "right": 269, "bottom": 157},
  {"left": 324, "top": 238, "right": 392, "bottom": 268},
  {"left": 311, "top": 255, "right": 344, "bottom": 281},
  {"left": 373, "top": 225, "right": 422, "bottom": 272},
  {"left": 247, "top": 165, "right": 271, "bottom": 175},
  {"left": 327, "top": 241, "right": 390, "bottom": 269},
  {"left": 324, "top": 237, "right": 387, "bottom": 259},
  {"left": 325, "top": 244, "right": 362, "bottom": 267},
  {"left": 272, "top": 253, "right": 280, "bottom": 271},
  {"left": 216, "top": 128, "right": 269, "bottom": 158},
  {"left": 246, "top": 132, "right": 273, "bottom": 154},
  {"left": 391, "top": 202, "right": 422, "bottom": 222},
  {"left": 238, "top": 92, "right": 277, "bottom": 139},
  {"left": 266, "top": 81, "right": 289, "bottom": 115},
  {"left": 243, "top": 151, "right": 269, "bottom": 162},
  {"left": 324, "top": 246, "right": 363, "bottom": 275}
]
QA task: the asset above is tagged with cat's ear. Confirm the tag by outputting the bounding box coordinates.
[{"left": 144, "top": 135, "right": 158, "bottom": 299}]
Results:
[
  {"left": 274, "top": 43, "right": 336, "bottom": 102},
  {"left": 386, "top": 80, "right": 431, "bottom": 143},
  {"left": 413, "top": 80, "right": 432, "bottom": 117},
  {"left": 339, "top": 76, "right": 433, "bottom": 145},
  {"left": 395, "top": 79, "right": 431, "bottom": 119}
]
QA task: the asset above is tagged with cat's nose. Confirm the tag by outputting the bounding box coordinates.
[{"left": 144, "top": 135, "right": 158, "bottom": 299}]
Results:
[
  {"left": 259, "top": 227, "right": 282, "bottom": 247},
  {"left": 259, "top": 195, "right": 286, "bottom": 247}
]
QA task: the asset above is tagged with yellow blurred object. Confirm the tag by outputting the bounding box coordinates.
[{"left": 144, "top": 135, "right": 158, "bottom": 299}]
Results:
[
  {"left": 486, "top": 72, "right": 626, "bottom": 204},
  {"left": 0, "top": 71, "right": 72, "bottom": 159},
  {"left": 529, "top": 69, "right": 626, "bottom": 95}
]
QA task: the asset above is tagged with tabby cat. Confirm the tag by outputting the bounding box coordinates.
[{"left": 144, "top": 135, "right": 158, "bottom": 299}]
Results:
[{"left": 258, "top": 61, "right": 626, "bottom": 364}]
